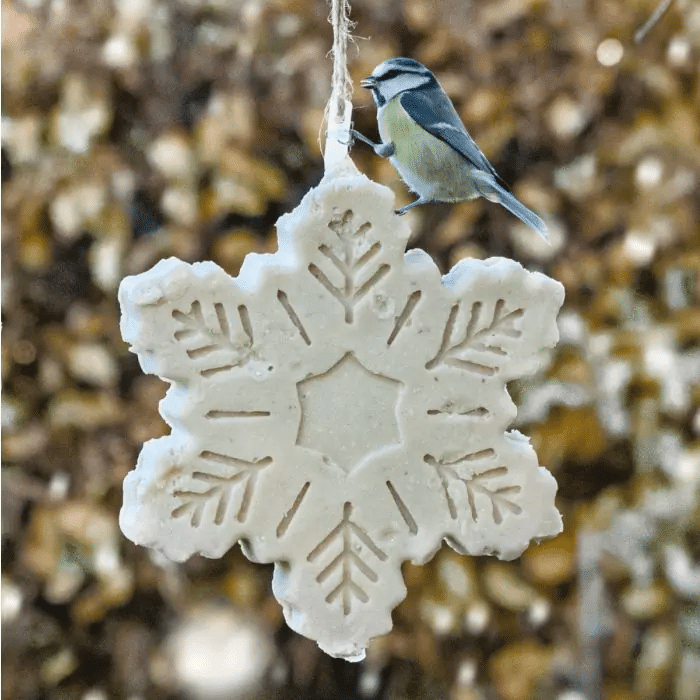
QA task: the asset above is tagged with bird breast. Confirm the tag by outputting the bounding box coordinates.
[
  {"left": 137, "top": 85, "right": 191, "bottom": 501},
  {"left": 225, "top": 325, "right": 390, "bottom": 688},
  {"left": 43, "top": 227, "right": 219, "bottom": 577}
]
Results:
[{"left": 377, "top": 97, "right": 479, "bottom": 202}]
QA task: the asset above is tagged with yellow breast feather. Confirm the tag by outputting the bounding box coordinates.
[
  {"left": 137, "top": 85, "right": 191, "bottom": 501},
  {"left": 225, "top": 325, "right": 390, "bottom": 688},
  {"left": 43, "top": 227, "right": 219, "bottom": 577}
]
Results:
[{"left": 378, "top": 98, "right": 470, "bottom": 200}]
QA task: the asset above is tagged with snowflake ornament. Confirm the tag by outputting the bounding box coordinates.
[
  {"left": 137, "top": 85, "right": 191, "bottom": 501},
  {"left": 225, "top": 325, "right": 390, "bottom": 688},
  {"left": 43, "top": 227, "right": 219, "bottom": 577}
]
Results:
[{"left": 119, "top": 157, "right": 564, "bottom": 660}]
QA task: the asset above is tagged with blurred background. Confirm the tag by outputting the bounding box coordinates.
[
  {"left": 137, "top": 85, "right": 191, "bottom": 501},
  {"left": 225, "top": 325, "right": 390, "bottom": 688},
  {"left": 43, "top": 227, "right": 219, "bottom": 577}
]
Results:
[{"left": 2, "top": 0, "right": 700, "bottom": 698}]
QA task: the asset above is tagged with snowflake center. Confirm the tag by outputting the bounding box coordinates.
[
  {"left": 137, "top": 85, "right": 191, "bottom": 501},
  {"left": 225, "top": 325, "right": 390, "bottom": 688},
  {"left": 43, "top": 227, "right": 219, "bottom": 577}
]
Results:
[{"left": 295, "top": 353, "right": 402, "bottom": 474}]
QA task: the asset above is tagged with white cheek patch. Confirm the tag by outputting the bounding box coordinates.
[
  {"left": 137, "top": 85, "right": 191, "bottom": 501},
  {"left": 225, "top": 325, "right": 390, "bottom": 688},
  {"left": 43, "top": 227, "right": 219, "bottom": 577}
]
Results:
[{"left": 384, "top": 75, "right": 416, "bottom": 94}]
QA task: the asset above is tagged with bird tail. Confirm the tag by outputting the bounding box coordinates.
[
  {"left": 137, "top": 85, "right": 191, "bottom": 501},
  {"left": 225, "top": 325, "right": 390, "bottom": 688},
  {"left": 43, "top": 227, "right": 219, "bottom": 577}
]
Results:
[{"left": 474, "top": 174, "right": 549, "bottom": 241}]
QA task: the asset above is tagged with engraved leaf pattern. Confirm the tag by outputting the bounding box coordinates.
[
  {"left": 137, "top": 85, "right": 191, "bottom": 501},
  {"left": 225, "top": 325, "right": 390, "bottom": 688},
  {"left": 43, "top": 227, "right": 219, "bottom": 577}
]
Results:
[
  {"left": 424, "top": 451, "right": 522, "bottom": 524},
  {"left": 308, "top": 210, "right": 391, "bottom": 323},
  {"left": 171, "top": 452, "right": 272, "bottom": 526},
  {"left": 119, "top": 171, "right": 564, "bottom": 659},
  {"left": 171, "top": 300, "right": 254, "bottom": 377},
  {"left": 307, "top": 503, "right": 388, "bottom": 615},
  {"left": 426, "top": 299, "right": 524, "bottom": 375}
]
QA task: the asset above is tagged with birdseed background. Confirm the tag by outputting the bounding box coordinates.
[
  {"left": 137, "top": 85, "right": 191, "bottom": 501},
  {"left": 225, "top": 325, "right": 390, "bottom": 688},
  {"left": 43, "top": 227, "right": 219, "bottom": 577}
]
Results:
[{"left": 2, "top": 0, "right": 700, "bottom": 699}]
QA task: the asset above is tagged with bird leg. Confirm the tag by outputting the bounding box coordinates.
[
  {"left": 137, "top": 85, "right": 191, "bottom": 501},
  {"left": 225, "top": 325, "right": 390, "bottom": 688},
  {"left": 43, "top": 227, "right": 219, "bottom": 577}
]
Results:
[
  {"left": 350, "top": 129, "right": 395, "bottom": 158},
  {"left": 349, "top": 129, "right": 423, "bottom": 216},
  {"left": 395, "top": 197, "right": 429, "bottom": 216}
]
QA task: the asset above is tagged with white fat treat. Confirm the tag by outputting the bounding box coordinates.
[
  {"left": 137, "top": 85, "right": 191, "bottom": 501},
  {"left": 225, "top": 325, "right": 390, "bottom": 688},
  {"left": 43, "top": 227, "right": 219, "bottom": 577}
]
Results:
[{"left": 118, "top": 160, "right": 563, "bottom": 660}]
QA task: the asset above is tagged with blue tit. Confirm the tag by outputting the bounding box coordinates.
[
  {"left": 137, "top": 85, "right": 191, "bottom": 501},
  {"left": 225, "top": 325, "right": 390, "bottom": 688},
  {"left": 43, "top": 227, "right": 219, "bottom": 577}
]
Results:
[{"left": 352, "top": 57, "right": 548, "bottom": 239}]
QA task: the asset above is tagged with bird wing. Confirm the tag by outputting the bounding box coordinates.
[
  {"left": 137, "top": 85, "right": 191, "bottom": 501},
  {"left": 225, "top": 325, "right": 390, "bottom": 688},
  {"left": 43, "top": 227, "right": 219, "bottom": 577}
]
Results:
[{"left": 399, "top": 89, "right": 502, "bottom": 182}]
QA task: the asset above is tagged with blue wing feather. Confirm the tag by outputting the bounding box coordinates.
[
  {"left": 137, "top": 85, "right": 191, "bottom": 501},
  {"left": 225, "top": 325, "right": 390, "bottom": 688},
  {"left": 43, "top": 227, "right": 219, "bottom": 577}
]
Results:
[{"left": 399, "top": 89, "right": 501, "bottom": 182}]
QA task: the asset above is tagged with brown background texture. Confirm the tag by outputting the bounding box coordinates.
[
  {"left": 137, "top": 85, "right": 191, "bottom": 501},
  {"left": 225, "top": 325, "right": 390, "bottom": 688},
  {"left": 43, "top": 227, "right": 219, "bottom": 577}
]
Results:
[{"left": 2, "top": 0, "right": 700, "bottom": 699}]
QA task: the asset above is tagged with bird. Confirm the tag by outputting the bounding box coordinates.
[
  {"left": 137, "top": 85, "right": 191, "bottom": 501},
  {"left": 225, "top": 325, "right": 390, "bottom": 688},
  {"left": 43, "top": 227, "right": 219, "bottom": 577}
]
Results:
[{"left": 351, "top": 57, "right": 548, "bottom": 239}]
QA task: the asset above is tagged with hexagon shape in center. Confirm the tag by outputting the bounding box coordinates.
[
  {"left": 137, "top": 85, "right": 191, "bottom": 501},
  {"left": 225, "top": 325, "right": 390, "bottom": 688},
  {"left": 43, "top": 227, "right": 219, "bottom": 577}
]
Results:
[{"left": 295, "top": 352, "right": 402, "bottom": 474}]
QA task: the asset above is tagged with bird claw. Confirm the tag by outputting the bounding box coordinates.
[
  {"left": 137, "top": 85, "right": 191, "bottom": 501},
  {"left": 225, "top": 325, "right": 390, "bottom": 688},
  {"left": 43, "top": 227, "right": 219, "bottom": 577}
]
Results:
[{"left": 375, "top": 142, "right": 395, "bottom": 158}]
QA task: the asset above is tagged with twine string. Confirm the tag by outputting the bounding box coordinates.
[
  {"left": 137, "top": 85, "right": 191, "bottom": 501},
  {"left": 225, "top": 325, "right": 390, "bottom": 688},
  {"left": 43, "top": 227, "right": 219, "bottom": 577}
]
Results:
[
  {"left": 329, "top": 0, "right": 352, "bottom": 120},
  {"left": 324, "top": 0, "right": 353, "bottom": 168}
]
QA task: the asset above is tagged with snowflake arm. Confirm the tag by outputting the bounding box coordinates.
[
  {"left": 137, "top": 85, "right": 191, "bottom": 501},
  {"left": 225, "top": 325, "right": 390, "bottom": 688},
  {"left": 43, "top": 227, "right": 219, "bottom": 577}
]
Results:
[
  {"left": 423, "top": 430, "right": 561, "bottom": 560},
  {"left": 433, "top": 257, "right": 564, "bottom": 380},
  {"left": 119, "top": 260, "right": 256, "bottom": 383}
]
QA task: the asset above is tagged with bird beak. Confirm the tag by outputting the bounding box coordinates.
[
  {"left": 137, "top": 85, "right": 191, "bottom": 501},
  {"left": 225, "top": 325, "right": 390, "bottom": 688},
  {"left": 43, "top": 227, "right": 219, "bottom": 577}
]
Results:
[{"left": 360, "top": 76, "right": 376, "bottom": 89}]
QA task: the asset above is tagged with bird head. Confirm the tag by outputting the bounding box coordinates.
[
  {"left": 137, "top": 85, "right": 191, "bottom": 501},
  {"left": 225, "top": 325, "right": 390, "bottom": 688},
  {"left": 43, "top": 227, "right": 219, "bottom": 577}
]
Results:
[{"left": 360, "top": 57, "right": 435, "bottom": 106}]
